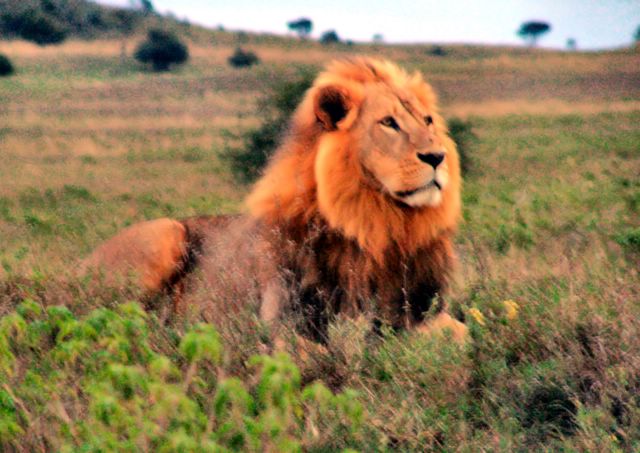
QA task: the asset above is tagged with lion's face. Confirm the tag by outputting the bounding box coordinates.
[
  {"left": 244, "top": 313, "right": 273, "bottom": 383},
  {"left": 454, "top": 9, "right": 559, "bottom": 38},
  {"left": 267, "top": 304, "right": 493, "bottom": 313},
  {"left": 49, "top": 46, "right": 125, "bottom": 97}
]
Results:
[
  {"left": 355, "top": 84, "right": 449, "bottom": 207},
  {"left": 248, "top": 58, "right": 461, "bottom": 260},
  {"left": 311, "top": 64, "right": 456, "bottom": 210}
]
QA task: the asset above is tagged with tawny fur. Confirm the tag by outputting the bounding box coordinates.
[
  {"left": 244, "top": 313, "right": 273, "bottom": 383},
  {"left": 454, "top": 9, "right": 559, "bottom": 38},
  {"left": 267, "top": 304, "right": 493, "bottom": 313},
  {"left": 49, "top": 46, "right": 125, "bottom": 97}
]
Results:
[
  {"left": 83, "top": 57, "right": 464, "bottom": 342},
  {"left": 80, "top": 218, "right": 187, "bottom": 292}
]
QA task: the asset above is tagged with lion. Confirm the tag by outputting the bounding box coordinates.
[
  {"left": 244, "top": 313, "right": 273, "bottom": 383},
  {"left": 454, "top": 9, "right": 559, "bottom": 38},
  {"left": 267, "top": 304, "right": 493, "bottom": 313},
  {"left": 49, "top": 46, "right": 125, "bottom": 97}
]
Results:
[{"left": 82, "top": 57, "right": 466, "bottom": 344}]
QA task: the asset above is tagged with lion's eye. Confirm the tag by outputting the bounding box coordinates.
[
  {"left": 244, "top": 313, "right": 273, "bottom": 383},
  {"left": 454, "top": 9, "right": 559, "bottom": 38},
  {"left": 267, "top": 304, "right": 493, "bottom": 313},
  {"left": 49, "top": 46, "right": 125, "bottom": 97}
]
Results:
[
  {"left": 380, "top": 116, "right": 400, "bottom": 131},
  {"left": 425, "top": 115, "right": 434, "bottom": 126}
]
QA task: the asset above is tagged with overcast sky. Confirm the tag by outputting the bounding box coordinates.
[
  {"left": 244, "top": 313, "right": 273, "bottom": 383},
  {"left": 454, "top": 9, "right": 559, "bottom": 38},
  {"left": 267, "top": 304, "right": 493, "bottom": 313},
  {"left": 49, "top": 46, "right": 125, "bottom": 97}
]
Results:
[{"left": 97, "top": 0, "right": 640, "bottom": 50}]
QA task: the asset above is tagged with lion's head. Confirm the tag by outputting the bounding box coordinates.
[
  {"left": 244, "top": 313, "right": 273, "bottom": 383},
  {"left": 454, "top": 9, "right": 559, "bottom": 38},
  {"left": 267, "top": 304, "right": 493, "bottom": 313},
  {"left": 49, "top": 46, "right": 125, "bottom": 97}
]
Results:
[{"left": 247, "top": 58, "right": 461, "bottom": 262}]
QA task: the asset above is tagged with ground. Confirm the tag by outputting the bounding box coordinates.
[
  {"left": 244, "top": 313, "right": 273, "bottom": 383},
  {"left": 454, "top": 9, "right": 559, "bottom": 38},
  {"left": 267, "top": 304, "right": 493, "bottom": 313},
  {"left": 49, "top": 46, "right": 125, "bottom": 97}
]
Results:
[{"left": 0, "top": 34, "right": 639, "bottom": 451}]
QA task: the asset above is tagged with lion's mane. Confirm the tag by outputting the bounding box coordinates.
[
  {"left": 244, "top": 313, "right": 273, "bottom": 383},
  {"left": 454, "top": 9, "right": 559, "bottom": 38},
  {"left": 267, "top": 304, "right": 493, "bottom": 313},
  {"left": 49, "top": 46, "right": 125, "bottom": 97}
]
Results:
[
  {"left": 245, "top": 58, "right": 462, "bottom": 331},
  {"left": 82, "top": 58, "right": 463, "bottom": 337}
]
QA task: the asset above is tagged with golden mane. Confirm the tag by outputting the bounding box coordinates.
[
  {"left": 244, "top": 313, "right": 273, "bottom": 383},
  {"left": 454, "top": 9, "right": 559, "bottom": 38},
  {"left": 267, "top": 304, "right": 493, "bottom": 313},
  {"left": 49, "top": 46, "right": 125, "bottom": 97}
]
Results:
[
  {"left": 246, "top": 57, "right": 461, "bottom": 262},
  {"left": 82, "top": 57, "right": 467, "bottom": 341}
]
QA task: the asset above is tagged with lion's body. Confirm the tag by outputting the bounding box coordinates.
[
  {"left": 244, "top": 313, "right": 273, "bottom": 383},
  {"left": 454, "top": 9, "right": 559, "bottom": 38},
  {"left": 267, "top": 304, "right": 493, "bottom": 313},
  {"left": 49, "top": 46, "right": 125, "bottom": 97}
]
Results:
[{"left": 82, "top": 57, "right": 464, "bottom": 342}]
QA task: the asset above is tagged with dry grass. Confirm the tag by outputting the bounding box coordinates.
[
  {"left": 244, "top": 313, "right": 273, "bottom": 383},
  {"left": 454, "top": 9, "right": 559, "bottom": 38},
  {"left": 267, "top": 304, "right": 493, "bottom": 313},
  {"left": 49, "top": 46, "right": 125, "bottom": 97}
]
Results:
[{"left": 0, "top": 34, "right": 639, "bottom": 450}]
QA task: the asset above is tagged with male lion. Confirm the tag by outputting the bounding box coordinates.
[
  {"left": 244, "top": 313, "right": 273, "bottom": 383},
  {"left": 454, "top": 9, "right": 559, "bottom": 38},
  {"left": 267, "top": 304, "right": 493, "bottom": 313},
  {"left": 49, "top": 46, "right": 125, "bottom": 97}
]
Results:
[{"left": 83, "top": 57, "right": 466, "bottom": 343}]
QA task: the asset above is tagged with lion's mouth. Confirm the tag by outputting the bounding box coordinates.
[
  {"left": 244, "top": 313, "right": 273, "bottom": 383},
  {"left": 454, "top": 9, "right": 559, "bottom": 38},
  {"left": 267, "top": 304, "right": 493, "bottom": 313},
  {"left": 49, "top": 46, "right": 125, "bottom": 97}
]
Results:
[{"left": 394, "top": 180, "right": 441, "bottom": 198}]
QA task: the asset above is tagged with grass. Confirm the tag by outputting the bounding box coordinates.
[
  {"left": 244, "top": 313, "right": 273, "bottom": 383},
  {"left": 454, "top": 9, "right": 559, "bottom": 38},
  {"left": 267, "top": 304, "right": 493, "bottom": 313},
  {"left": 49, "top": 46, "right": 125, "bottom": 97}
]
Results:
[{"left": 0, "top": 33, "right": 639, "bottom": 451}]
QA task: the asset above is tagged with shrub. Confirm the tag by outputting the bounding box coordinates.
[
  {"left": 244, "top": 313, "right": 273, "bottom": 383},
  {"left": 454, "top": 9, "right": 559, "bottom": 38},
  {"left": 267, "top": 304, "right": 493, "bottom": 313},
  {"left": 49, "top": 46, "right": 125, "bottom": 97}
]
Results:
[
  {"left": 227, "top": 78, "right": 477, "bottom": 182},
  {"left": 615, "top": 227, "right": 640, "bottom": 253},
  {"left": 227, "top": 47, "right": 259, "bottom": 68},
  {"left": 429, "top": 45, "right": 447, "bottom": 56},
  {"left": 134, "top": 29, "right": 189, "bottom": 72},
  {"left": 0, "top": 300, "right": 363, "bottom": 451},
  {"left": 447, "top": 117, "right": 477, "bottom": 175},
  {"left": 0, "top": 54, "right": 14, "bottom": 77},
  {"left": 224, "top": 69, "right": 315, "bottom": 182}
]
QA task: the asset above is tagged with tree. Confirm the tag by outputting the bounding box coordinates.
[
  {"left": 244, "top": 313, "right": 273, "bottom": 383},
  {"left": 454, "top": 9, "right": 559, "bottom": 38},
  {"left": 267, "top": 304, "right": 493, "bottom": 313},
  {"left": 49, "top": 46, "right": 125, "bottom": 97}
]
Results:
[
  {"left": 0, "top": 0, "right": 139, "bottom": 40},
  {"left": 135, "top": 29, "right": 189, "bottom": 72},
  {"left": 517, "top": 21, "right": 551, "bottom": 47},
  {"left": 0, "top": 54, "right": 14, "bottom": 77},
  {"left": 372, "top": 33, "right": 384, "bottom": 44},
  {"left": 635, "top": 25, "right": 640, "bottom": 44},
  {"left": 141, "top": 0, "right": 154, "bottom": 14},
  {"left": 319, "top": 30, "right": 340, "bottom": 45},
  {"left": 130, "top": 0, "right": 155, "bottom": 15},
  {"left": 566, "top": 38, "right": 577, "bottom": 51},
  {"left": 1, "top": 9, "right": 67, "bottom": 45},
  {"left": 287, "top": 17, "right": 312, "bottom": 39}
]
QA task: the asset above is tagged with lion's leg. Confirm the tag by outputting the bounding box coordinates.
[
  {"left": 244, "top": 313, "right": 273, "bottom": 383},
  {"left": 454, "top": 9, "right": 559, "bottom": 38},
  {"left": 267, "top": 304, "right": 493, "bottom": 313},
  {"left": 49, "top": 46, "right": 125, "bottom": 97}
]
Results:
[
  {"left": 80, "top": 218, "right": 188, "bottom": 296},
  {"left": 415, "top": 312, "right": 468, "bottom": 343},
  {"left": 259, "top": 279, "right": 328, "bottom": 361},
  {"left": 259, "top": 279, "right": 286, "bottom": 323}
]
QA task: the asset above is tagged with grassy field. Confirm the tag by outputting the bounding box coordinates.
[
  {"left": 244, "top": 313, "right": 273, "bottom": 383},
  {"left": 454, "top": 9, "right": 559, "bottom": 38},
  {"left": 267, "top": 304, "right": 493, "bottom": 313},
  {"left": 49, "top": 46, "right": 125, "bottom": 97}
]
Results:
[{"left": 0, "top": 34, "right": 639, "bottom": 451}]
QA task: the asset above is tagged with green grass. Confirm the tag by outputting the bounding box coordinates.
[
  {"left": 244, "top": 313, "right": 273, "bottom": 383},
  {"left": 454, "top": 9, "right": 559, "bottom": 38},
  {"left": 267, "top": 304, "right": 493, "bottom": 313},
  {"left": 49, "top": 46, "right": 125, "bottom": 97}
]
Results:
[{"left": 0, "top": 35, "right": 639, "bottom": 451}]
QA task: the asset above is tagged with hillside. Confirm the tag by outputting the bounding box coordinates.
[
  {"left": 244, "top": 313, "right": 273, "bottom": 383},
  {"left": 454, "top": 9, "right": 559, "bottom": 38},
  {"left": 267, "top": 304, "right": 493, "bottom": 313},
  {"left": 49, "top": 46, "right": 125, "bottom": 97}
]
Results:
[{"left": 0, "top": 33, "right": 639, "bottom": 451}]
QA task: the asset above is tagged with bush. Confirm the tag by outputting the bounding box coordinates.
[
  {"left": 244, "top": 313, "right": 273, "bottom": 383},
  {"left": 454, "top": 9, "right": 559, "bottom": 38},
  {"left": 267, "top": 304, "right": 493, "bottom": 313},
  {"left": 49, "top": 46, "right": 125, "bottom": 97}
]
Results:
[
  {"left": 0, "top": 54, "right": 14, "bottom": 77},
  {"left": 227, "top": 79, "right": 478, "bottom": 183},
  {"left": 0, "top": 300, "right": 363, "bottom": 451},
  {"left": 134, "top": 29, "right": 189, "bottom": 72},
  {"left": 447, "top": 117, "right": 477, "bottom": 175},
  {"left": 227, "top": 47, "right": 259, "bottom": 68},
  {"left": 615, "top": 227, "right": 640, "bottom": 253},
  {"left": 224, "top": 69, "right": 315, "bottom": 182},
  {"left": 429, "top": 45, "right": 447, "bottom": 56}
]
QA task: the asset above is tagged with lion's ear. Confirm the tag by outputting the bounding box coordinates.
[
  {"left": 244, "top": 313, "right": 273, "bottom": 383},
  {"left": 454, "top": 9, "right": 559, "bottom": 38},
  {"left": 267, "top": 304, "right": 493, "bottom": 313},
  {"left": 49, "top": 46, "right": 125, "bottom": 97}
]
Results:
[{"left": 313, "top": 85, "right": 359, "bottom": 131}]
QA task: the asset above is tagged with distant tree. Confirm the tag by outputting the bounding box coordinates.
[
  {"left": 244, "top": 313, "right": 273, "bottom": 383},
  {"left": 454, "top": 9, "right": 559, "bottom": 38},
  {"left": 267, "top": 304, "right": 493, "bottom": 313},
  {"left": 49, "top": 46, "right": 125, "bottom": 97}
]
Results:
[
  {"left": 0, "top": 54, "right": 14, "bottom": 77},
  {"left": 228, "top": 47, "right": 259, "bottom": 68},
  {"left": 135, "top": 29, "right": 189, "bottom": 71},
  {"left": 287, "top": 17, "right": 312, "bottom": 39},
  {"left": 372, "top": 33, "right": 384, "bottom": 44},
  {"left": 139, "top": 0, "right": 155, "bottom": 15},
  {"left": 635, "top": 25, "right": 640, "bottom": 44},
  {"left": 517, "top": 21, "right": 551, "bottom": 47},
  {"left": 319, "top": 30, "right": 340, "bottom": 45},
  {"left": 566, "top": 38, "right": 577, "bottom": 51}
]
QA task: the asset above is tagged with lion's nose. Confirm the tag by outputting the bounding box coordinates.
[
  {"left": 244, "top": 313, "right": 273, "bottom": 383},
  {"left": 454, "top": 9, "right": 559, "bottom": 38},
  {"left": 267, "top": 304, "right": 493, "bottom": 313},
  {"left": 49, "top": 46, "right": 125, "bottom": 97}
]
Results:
[{"left": 417, "top": 152, "right": 445, "bottom": 169}]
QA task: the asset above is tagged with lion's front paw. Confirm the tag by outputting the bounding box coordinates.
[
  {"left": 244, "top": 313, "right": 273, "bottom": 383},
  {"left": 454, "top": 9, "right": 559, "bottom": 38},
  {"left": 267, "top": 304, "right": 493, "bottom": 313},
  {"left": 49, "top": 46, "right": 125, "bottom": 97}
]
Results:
[{"left": 416, "top": 312, "right": 468, "bottom": 343}]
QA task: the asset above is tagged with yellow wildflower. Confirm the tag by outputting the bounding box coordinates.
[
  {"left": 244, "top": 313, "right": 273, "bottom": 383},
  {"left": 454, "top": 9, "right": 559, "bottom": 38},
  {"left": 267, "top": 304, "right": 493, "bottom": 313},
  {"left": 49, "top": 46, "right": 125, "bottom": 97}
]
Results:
[
  {"left": 468, "top": 308, "right": 486, "bottom": 326},
  {"left": 503, "top": 300, "right": 519, "bottom": 320}
]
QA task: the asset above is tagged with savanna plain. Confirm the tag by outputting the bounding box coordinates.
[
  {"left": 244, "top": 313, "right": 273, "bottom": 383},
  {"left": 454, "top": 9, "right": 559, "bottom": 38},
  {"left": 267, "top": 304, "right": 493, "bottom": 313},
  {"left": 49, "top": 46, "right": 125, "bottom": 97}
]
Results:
[{"left": 0, "top": 30, "right": 639, "bottom": 451}]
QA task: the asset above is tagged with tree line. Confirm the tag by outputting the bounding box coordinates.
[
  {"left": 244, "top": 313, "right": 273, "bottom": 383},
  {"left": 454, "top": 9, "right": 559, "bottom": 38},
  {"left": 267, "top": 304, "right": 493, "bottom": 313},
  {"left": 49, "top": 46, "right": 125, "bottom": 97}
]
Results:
[{"left": 1, "top": 1, "right": 640, "bottom": 78}]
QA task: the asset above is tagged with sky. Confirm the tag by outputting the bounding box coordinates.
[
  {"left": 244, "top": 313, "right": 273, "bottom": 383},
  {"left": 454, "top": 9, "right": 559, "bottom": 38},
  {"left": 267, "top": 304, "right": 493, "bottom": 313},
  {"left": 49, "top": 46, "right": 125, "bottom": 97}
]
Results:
[{"left": 97, "top": 0, "right": 640, "bottom": 50}]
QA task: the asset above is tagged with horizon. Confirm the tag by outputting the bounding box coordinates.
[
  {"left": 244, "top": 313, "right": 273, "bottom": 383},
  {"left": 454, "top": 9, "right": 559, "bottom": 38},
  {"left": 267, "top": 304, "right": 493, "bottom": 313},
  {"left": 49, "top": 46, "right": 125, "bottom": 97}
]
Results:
[{"left": 95, "top": 0, "right": 640, "bottom": 50}]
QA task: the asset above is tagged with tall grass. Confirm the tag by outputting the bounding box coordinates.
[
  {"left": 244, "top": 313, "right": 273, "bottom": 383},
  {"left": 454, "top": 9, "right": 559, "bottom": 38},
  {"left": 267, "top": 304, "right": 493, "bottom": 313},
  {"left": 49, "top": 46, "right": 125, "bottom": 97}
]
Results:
[{"left": 0, "top": 37, "right": 638, "bottom": 450}]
